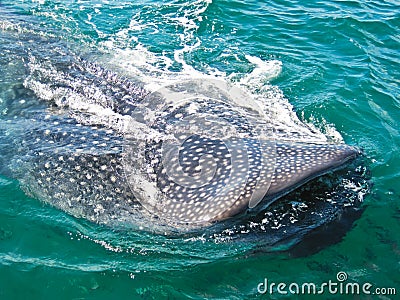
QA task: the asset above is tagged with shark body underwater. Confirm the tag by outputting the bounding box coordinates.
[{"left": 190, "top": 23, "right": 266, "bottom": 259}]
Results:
[{"left": 0, "top": 18, "right": 367, "bottom": 240}]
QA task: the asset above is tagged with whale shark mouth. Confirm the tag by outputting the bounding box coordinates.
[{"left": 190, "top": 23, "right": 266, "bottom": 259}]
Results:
[
  {"left": 211, "top": 142, "right": 360, "bottom": 223},
  {"left": 265, "top": 142, "right": 360, "bottom": 200},
  {"left": 0, "top": 17, "right": 368, "bottom": 233}
]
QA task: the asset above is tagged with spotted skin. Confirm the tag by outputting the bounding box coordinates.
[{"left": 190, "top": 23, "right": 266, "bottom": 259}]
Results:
[
  {"left": 140, "top": 137, "right": 357, "bottom": 225},
  {"left": 14, "top": 111, "right": 357, "bottom": 228}
]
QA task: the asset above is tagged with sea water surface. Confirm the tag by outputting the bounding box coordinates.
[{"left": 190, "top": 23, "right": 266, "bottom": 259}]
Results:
[{"left": 0, "top": 0, "right": 399, "bottom": 299}]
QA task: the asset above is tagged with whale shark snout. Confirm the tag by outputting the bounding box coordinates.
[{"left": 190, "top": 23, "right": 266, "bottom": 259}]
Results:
[
  {"left": 265, "top": 142, "right": 359, "bottom": 200},
  {"left": 207, "top": 141, "right": 360, "bottom": 223}
]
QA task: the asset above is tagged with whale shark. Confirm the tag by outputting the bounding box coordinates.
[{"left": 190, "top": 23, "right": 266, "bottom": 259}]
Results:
[{"left": 0, "top": 19, "right": 360, "bottom": 231}]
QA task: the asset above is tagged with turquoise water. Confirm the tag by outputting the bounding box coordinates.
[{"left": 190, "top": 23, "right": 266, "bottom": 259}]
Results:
[{"left": 0, "top": 0, "right": 399, "bottom": 299}]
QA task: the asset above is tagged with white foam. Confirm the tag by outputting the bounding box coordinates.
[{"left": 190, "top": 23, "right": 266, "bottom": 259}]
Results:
[
  {"left": 90, "top": 0, "right": 342, "bottom": 144},
  {"left": 95, "top": 0, "right": 218, "bottom": 90},
  {"left": 22, "top": 0, "right": 342, "bottom": 145},
  {"left": 241, "top": 55, "right": 283, "bottom": 86}
]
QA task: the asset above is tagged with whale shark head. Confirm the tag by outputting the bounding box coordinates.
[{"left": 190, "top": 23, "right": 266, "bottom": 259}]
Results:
[{"left": 122, "top": 80, "right": 360, "bottom": 227}]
